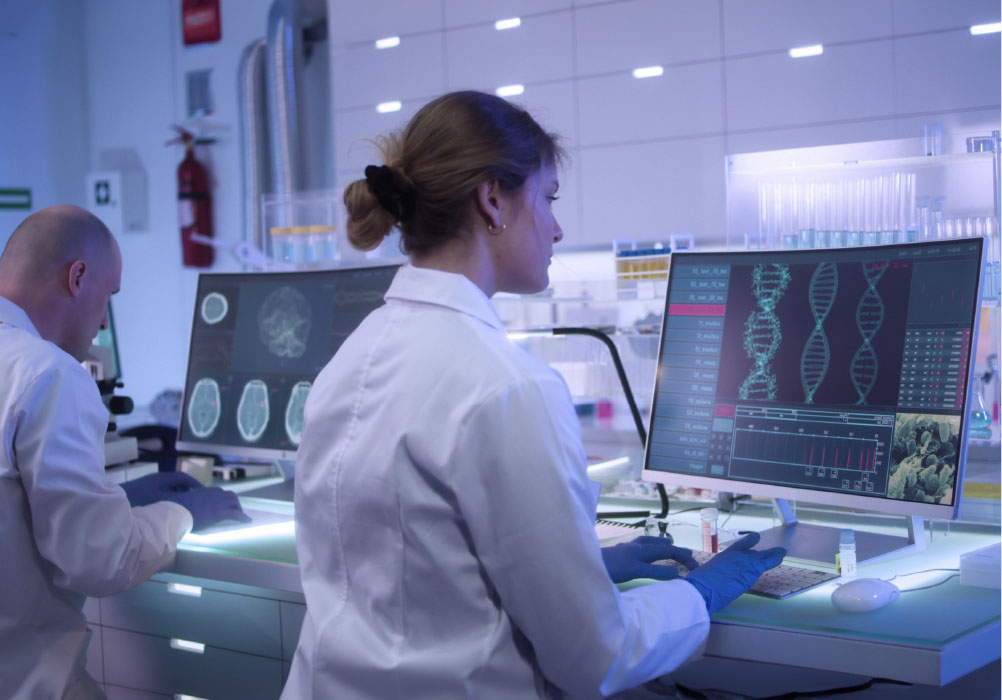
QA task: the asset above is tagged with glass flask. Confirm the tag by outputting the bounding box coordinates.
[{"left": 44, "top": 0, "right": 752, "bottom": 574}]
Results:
[{"left": 968, "top": 375, "right": 993, "bottom": 440}]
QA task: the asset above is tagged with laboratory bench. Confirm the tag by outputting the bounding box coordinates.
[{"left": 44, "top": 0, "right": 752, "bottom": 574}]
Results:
[{"left": 86, "top": 468, "right": 1000, "bottom": 700}]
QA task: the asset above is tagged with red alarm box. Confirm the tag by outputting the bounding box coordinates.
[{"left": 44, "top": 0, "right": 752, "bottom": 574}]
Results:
[{"left": 182, "top": 0, "right": 221, "bottom": 46}]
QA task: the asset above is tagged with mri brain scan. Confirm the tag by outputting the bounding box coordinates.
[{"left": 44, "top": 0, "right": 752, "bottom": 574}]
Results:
[
  {"left": 284, "top": 381, "right": 312, "bottom": 446},
  {"left": 187, "top": 377, "right": 221, "bottom": 438},
  {"left": 258, "top": 286, "right": 312, "bottom": 358},
  {"left": 237, "top": 379, "right": 270, "bottom": 442},
  {"left": 200, "top": 292, "right": 229, "bottom": 325}
]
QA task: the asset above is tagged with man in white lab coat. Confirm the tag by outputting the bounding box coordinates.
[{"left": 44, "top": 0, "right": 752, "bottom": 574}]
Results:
[{"left": 0, "top": 205, "right": 246, "bottom": 700}]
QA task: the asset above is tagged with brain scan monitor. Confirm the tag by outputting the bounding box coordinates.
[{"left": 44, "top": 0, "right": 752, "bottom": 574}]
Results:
[{"left": 176, "top": 265, "right": 400, "bottom": 460}]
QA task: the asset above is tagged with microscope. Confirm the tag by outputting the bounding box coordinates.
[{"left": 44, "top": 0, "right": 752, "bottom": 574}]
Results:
[{"left": 83, "top": 344, "right": 139, "bottom": 467}]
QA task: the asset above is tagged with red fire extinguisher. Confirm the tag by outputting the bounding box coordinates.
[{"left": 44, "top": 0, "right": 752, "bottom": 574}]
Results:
[{"left": 168, "top": 126, "right": 214, "bottom": 267}]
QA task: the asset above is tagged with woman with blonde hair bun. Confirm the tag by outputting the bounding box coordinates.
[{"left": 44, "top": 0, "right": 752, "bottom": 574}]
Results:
[{"left": 282, "top": 90, "right": 783, "bottom": 700}]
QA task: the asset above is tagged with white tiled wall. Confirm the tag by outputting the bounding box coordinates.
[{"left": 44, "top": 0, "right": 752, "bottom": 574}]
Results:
[
  {"left": 320, "top": 0, "right": 1001, "bottom": 250},
  {"left": 725, "top": 42, "right": 897, "bottom": 131},
  {"left": 720, "top": 0, "right": 895, "bottom": 55},
  {"left": 574, "top": 0, "right": 721, "bottom": 74},
  {"left": 445, "top": 13, "right": 575, "bottom": 89},
  {"left": 332, "top": 33, "right": 447, "bottom": 109},
  {"left": 893, "top": 30, "right": 1002, "bottom": 114}
]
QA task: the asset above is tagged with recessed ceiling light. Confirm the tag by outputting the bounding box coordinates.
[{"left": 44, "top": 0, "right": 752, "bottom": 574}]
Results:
[
  {"left": 789, "top": 44, "right": 824, "bottom": 58},
  {"left": 632, "top": 65, "right": 664, "bottom": 79},
  {"left": 495, "top": 84, "right": 525, "bottom": 97},
  {"left": 376, "top": 101, "right": 402, "bottom": 113},
  {"left": 374, "top": 36, "right": 400, "bottom": 49},
  {"left": 495, "top": 17, "right": 521, "bottom": 31},
  {"left": 970, "top": 22, "right": 1001, "bottom": 35}
]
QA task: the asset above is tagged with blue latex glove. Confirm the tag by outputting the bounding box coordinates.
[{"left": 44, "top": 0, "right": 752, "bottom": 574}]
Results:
[
  {"left": 684, "top": 532, "right": 786, "bottom": 614},
  {"left": 121, "top": 471, "right": 204, "bottom": 507},
  {"left": 168, "top": 487, "right": 251, "bottom": 531},
  {"left": 601, "top": 535, "right": 700, "bottom": 583}
]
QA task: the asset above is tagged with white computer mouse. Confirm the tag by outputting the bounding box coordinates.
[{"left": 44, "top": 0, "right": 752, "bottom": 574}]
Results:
[{"left": 830, "top": 578, "right": 900, "bottom": 613}]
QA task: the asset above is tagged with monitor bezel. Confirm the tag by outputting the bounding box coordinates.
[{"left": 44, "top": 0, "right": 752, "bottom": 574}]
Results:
[
  {"left": 640, "top": 239, "right": 986, "bottom": 521},
  {"left": 174, "top": 263, "right": 402, "bottom": 463}
]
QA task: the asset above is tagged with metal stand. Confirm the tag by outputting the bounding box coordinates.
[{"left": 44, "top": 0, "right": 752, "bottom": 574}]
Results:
[
  {"left": 551, "top": 327, "right": 670, "bottom": 517},
  {"left": 747, "top": 498, "right": 927, "bottom": 568}
]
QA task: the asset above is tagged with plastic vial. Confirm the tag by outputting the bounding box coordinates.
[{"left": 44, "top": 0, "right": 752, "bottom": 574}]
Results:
[
  {"left": 838, "top": 529, "right": 857, "bottom": 580},
  {"left": 644, "top": 516, "right": 657, "bottom": 537},
  {"left": 700, "top": 508, "right": 719, "bottom": 553}
]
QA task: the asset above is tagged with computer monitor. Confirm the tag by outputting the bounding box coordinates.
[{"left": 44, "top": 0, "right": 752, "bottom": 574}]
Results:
[
  {"left": 642, "top": 238, "right": 985, "bottom": 565},
  {"left": 175, "top": 264, "right": 401, "bottom": 464},
  {"left": 88, "top": 301, "right": 121, "bottom": 383}
]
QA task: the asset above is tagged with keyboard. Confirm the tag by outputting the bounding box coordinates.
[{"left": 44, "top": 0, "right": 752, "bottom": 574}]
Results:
[{"left": 660, "top": 549, "right": 840, "bottom": 599}]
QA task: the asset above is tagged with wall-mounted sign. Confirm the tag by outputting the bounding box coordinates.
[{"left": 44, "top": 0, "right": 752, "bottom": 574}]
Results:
[
  {"left": 0, "top": 188, "right": 31, "bottom": 209},
  {"left": 182, "top": 0, "right": 221, "bottom": 46}
]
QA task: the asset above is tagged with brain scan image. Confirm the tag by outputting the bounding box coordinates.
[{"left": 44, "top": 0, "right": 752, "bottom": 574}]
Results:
[
  {"left": 187, "top": 378, "right": 221, "bottom": 438},
  {"left": 200, "top": 292, "right": 229, "bottom": 325},
  {"left": 258, "top": 286, "right": 312, "bottom": 358},
  {"left": 285, "top": 381, "right": 312, "bottom": 446},
  {"left": 237, "top": 379, "right": 270, "bottom": 442}
]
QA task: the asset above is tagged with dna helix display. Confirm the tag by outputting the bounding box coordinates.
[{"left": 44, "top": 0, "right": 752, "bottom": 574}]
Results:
[
  {"left": 801, "top": 262, "right": 839, "bottom": 403},
  {"left": 851, "top": 260, "right": 889, "bottom": 405},
  {"left": 740, "top": 264, "right": 791, "bottom": 400}
]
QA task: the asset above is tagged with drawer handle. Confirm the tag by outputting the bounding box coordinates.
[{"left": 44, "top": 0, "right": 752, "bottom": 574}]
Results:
[
  {"left": 167, "top": 582, "right": 203, "bottom": 598},
  {"left": 170, "top": 638, "right": 205, "bottom": 655}
]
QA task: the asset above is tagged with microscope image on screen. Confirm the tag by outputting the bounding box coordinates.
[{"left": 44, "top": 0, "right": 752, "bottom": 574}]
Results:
[
  {"left": 719, "top": 259, "right": 913, "bottom": 409},
  {"left": 887, "top": 412, "right": 961, "bottom": 504}
]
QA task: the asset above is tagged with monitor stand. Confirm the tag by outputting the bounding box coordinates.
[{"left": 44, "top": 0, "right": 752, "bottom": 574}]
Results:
[
  {"left": 745, "top": 499, "right": 927, "bottom": 569},
  {"left": 234, "top": 459, "right": 296, "bottom": 502}
]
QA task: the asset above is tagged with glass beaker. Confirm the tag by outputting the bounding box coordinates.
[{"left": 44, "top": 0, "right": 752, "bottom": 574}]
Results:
[{"left": 921, "top": 123, "right": 943, "bottom": 156}]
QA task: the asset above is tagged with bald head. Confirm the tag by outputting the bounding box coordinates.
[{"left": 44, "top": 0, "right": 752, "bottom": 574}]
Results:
[
  {"left": 0, "top": 205, "right": 116, "bottom": 283},
  {"left": 0, "top": 205, "right": 122, "bottom": 360}
]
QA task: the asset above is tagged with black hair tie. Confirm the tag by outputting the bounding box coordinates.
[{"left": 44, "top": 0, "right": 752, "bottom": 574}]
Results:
[{"left": 364, "top": 165, "right": 415, "bottom": 222}]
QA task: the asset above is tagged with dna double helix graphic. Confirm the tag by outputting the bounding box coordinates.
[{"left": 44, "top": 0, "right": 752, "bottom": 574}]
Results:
[
  {"left": 739, "top": 264, "right": 791, "bottom": 400},
  {"left": 850, "top": 261, "right": 888, "bottom": 405},
  {"left": 800, "top": 263, "right": 838, "bottom": 403}
]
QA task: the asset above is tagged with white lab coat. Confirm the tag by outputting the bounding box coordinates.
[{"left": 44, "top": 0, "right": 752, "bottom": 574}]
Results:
[
  {"left": 282, "top": 266, "right": 709, "bottom": 700},
  {"left": 0, "top": 296, "right": 192, "bottom": 700}
]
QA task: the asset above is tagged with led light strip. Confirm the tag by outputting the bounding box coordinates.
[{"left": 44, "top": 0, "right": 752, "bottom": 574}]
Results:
[{"left": 182, "top": 520, "right": 295, "bottom": 545}]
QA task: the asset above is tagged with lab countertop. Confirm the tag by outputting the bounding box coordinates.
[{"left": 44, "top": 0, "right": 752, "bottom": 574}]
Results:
[{"left": 168, "top": 480, "right": 1001, "bottom": 685}]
